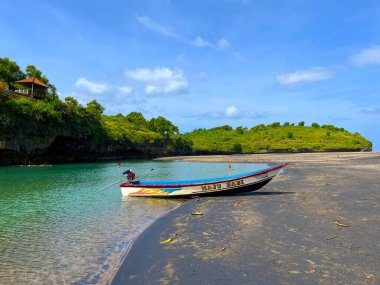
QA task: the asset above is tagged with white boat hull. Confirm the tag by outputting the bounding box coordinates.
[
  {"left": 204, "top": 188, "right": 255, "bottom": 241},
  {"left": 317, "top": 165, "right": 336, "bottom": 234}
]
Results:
[{"left": 120, "top": 163, "right": 287, "bottom": 198}]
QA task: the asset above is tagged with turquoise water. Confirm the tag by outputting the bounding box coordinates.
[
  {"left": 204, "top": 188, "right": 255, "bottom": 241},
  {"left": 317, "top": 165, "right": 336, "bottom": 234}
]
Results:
[{"left": 0, "top": 160, "right": 265, "bottom": 284}]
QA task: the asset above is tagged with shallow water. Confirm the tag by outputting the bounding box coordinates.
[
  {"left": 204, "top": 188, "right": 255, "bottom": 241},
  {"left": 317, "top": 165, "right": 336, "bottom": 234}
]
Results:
[{"left": 0, "top": 160, "right": 265, "bottom": 284}]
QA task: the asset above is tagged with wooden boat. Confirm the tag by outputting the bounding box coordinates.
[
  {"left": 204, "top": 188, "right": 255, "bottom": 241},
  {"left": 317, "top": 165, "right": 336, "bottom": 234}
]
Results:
[{"left": 120, "top": 163, "right": 287, "bottom": 198}]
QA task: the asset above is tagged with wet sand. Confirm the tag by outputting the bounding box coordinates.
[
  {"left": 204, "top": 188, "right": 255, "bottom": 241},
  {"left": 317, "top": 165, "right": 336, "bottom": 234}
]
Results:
[{"left": 111, "top": 152, "right": 380, "bottom": 284}]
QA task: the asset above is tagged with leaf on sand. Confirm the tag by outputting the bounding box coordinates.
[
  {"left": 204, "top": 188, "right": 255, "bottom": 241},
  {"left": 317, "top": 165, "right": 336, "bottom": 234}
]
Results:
[
  {"left": 160, "top": 238, "right": 172, "bottom": 244},
  {"left": 191, "top": 211, "right": 204, "bottom": 216},
  {"left": 288, "top": 270, "right": 300, "bottom": 274},
  {"left": 305, "top": 259, "right": 315, "bottom": 265},
  {"left": 169, "top": 233, "right": 177, "bottom": 237},
  {"left": 202, "top": 232, "right": 211, "bottom": 236},
  {"left": 364, "top": 273, "right": 374, "bottom": 280},
  {"left": 232, "top": 202, "right": 242, "bottom": 207},
  {"left": 332, "top": 220, "right": 349, "bottom": 227},
  {"left": 221, "top": 246, "right": 227, "bottom": 252}
]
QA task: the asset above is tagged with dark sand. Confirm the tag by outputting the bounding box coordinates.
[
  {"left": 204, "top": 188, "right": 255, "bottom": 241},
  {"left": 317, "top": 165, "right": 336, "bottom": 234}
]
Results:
[{"left": 112, "top": 152, "right": 380, "bottom": 285}]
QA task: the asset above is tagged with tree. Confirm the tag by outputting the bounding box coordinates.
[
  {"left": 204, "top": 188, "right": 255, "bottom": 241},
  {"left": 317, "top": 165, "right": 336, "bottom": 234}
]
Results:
[
  {"left": 0, "top": 81, "right": 7, "bottom": 93},
  {"left": 235, "top": 126, "right": 245, "bottom": 134},
  {"left": 25, "top": 65, "right": 53, "bottom": 98},
  {"left": 64, "top": 96, "right": 80, "bottom": 112},
  {"left": 311, "top": 122, "right": 320, "bottom": 128},
  {"left": 25, "top": 64, "right": 50, "bottom": 84},
  {"left": 148, "top": 116, "right": 179, "bottom": 136},
  {"left": 283, "top": 122, "right": 290, "bottom": 126},
  {"left": 270, "top": 122, "right": 281, "bottom": 127},
  {"left": 210, "top": 125, "right": 233, "bottom": 131},
  {"left": 0, "top": 57, "right": 25, "bottom": 90},
  {"left": 48, "top": 83, "right": 57, "bottom": 98},
  {"left": 232, "top": 143, "right": 243, "bottom": 153},
  {"left": 298, "top": 121, "right": 305, "bottom": 126},
  {"left": 86, "top": 100, "right": 104, "bottom": 118},
  {"left": 125, "top": 112, "right": 147, "bottom": 128}
]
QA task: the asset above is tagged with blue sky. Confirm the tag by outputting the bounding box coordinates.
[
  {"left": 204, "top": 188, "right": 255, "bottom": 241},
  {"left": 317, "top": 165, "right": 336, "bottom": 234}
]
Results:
[{"left": 1, "top": 0, "right": 379, "bottom": 150}]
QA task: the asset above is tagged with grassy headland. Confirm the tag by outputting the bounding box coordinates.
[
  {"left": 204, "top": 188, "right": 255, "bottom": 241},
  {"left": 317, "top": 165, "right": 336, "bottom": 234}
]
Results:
[{"left": 185, "top": 123, "right": 372, "bottom": 154}]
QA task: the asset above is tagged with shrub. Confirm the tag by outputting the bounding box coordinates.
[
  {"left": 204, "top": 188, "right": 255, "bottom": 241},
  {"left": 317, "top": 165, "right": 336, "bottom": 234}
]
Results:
[
  {"left": 0, "top": 81, "right": 7, "bottom": 92},
  {"left": 311, "top": 122, "right": 320, "bottom": 128},
  {"left": 270, "top": 122, "right": 281, "bottom": 127},
  {"left": 232, "top": 143, "right": 243, "bottom": 153},
  {"left": 251, "top": 124, "right": 266, "bottom": 131},
  {"left": 235, "top": 126, "right": 245, "bottom": 134}
]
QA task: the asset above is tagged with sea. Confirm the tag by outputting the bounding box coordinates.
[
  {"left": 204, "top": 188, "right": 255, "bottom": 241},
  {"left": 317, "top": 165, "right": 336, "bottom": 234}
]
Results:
[{"left": 0, "top": 160, "right": 265, "bottom": 284}]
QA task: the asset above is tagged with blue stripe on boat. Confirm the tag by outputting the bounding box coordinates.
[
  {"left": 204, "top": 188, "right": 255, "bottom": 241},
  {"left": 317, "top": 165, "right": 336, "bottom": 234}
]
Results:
[
  {"left": 162, "top": 188, "right": 182, "bottom": 193},
  {"left": 138, "top": 163, "right": 283, "bottom": 186}
]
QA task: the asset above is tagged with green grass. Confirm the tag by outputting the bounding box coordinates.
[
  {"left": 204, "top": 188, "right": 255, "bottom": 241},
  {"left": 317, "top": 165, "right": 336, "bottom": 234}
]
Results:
[{"left": 185, "top": 124, "right": 372, "bottom": 153}]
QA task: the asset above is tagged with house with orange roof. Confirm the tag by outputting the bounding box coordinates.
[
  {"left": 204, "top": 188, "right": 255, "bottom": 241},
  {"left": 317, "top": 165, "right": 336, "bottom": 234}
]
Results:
[{"left": 15, "top": 77, "right": 49, "bottom": 98}]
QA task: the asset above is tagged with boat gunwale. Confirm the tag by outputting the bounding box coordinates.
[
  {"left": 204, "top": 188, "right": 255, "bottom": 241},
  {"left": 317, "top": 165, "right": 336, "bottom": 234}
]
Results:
[
  {"left": 127, "top": 176, "right": 274, "bottom": 198},
  {"left": 121, "top": 163, "right": 287, "bottom": 189}
]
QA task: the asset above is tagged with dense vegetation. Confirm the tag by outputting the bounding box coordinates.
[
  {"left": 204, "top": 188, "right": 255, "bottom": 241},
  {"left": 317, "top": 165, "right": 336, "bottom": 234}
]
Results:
[
  {"left": 0, "top": 57, "right": 56, "bottom": 96},
  {"left": 0, "top": 93, "right": 192, "bottom": 160},
  {"left": 185, "top": 123, "right": 372, "bottom": 153},
  {"left": 0, "top": 57, "right": 372, "bottom": 165}
]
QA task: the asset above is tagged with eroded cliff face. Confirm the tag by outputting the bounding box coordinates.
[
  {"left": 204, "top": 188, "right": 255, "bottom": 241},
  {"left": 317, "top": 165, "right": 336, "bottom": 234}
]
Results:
[{"left": 0, "top": 136, "right": 163, "bottom": 166}]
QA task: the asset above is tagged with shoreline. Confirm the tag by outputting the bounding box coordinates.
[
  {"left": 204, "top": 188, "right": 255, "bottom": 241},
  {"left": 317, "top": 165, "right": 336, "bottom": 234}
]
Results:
[
  {"left": 107, "top": 200, "right": 187, "bottom": 284},
  {"left": 111, "top": 152, "right": 379, "bottom": 284}
]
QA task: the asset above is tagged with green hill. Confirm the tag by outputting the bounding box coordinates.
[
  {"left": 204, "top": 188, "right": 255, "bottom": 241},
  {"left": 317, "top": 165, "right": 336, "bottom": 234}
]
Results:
[
  {"left": 0, "top": 91, "right": 192, "bottom": 165},
  {"left": 185, "top": 123, "right": 372, "bottom": 154}
]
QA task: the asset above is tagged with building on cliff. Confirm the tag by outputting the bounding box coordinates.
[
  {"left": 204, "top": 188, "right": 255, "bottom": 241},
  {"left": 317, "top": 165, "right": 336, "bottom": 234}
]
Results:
[{"left": 15, "top": 77, "right": 49, "bottom": 99}]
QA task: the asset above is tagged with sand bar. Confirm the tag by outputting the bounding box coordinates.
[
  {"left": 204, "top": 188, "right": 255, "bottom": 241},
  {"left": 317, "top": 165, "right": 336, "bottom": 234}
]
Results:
[{"left": 112, "top": 152, "right": 380, "bottom": 284}]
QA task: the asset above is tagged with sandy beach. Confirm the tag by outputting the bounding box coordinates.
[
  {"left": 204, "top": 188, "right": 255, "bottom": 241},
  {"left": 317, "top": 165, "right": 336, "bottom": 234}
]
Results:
[{"left": 112, "top": 152, "right": 380, "bottom": 284}]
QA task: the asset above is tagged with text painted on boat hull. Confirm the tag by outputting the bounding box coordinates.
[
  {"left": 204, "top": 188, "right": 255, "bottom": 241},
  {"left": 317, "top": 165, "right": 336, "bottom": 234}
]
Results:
[{"left": 200, "top": 179, "right": 245, "bottom": 192}]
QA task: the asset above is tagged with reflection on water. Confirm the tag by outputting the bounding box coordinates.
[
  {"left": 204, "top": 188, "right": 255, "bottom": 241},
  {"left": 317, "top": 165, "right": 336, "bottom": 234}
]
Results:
[{"left": 0, "top": 160, "right": 264, "bottom": 284}]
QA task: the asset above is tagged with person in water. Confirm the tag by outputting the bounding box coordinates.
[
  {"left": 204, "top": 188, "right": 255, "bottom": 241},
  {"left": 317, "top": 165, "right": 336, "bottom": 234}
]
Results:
[{"left": 123, "top": 169, "right": 135, "bottom": 182}]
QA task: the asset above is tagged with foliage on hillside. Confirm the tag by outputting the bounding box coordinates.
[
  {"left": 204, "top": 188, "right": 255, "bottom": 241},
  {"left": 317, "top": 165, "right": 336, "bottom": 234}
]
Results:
[
  {"left": 101, "top": 113, "right": 192, "bottom": 154},
  {"left": 0, "top": 92, "right": 192, "bottom": 156},
  {"left": 185, "top": 122, "right": 372, "bottom": 153},
  {"left": 0, "top": 94, "right": 104, "bottom": 143}
]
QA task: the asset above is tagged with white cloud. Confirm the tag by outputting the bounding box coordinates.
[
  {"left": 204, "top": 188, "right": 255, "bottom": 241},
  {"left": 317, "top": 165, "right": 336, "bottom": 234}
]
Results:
[
  {"left": 217, "top": 38, "right": 230, "bottom": 49},
  {"left": 136, "top": 15, "right": 179, "bottom": 39},
  {"left": 276, "top": 67, "right": 334, "bottom": 86},
  {"left": 350, "top": 46, "right": 380, "bottom": 67},
  {"left": 225, "top": 105, "right": 242, "bottom": 118},
  {"left": 191, "top": 36, "right": 212, "bottom": 47},
  {"left": 192, "top": 72, "right": 208, "bottom": 80},
  {"left": 360, "top": 107, "right": 380, "bottom": 114},
  {"left": 144, "top": 85, "right": 161, "bottom": 94},
  {"left": 196, "top": 106, "right": 264, "bottom": 120},
  {"left": 136, "top": 15, "right": 234, "bottom": 53},
  {"left": 117, "top": 86, "right": 133, "bottom": 94},
  {"left": 75, "top": 77, "right": 109, "bottom": 94},
  {"left": 233, "top": 52, "right": 244, "bottom": 61},
  {"left": 125, "top": 67, "right": 188, "bottom": 95}
]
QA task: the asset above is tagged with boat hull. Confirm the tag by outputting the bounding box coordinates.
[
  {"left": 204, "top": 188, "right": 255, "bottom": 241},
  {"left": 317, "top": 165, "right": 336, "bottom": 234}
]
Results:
[{"left": 120, "top": 163, "right": 287, "bottom": 198}]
